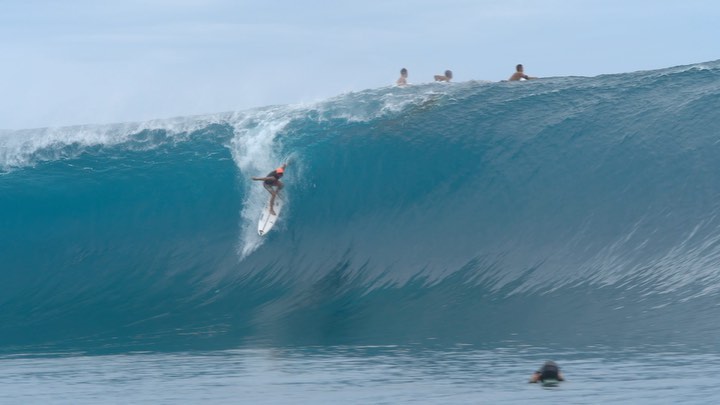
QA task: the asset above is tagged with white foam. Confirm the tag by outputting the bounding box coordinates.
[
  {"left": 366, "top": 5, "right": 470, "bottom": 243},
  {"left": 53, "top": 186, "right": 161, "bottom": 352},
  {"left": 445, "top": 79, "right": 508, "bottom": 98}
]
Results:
[
  {"left": 227, "top": 106, "right": 298, "bottom": 259},
  {"left": 1, "top": 86, "right": 456, "bottom": 257},
  {"left": 0, "top": 114, "right": 234, "bottom": 171},
  {"left": 1, "top": 83, "right": 448, "bottom": 172},
  {"left": 311, "top": 85, "right": 447, "bottom": 124}
]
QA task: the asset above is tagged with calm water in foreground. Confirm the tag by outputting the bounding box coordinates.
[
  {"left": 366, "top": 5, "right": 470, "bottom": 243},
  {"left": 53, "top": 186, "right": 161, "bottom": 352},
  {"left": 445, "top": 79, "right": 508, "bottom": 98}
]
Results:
[{"left": 1, "top": 345, "right": 719, "bottom": 404}]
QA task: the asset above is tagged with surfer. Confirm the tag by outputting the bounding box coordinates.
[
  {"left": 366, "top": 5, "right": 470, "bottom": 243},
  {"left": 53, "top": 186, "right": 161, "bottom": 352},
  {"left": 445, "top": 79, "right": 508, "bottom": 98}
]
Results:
[
  {"left": 529, "top": 361, "right": 564, "bottom": 383},
  {"left": 509, "top": 64, "right": 537, "bottom": 81},
  {"left": 434, "top": 70, "right": 453, "bottom": 82},
  {"left": 252, "top": 163, "right": 286, "bottom": 216},
  {"left": 397, "top": 68, "right": 408, "bottom": 86}
]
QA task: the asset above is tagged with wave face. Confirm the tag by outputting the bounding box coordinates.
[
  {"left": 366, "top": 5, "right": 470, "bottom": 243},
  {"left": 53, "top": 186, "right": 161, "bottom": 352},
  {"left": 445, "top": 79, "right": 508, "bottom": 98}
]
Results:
[{"left": 3, "top": 61, "right": 720, "bottom": 352}]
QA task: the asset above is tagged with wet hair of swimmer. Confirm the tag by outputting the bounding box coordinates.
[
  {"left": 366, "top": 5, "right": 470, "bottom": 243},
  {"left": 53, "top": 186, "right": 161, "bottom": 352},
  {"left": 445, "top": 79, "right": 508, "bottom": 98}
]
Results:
[
  {"left": 401, "top": 68, "right": 407, "bottom": 75},
  {"left": 445, "top": 70, "right": 453, "bottom": 79},
  {"left": 516, "top": 64, "right": 524, "bottom": 71}
]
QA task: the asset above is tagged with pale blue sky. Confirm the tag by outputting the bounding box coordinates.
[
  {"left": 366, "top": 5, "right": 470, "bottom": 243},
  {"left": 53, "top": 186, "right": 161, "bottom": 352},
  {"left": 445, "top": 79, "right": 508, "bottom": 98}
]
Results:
[{"left": 1, "top": 0, "right": 718, "bottom": 129}]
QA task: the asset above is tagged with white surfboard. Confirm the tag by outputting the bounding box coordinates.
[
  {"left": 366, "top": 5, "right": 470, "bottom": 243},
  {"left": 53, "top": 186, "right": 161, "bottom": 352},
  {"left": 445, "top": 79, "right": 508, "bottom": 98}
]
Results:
[{"left": 258, "top": 197, "right": 283, "bottom": 236}]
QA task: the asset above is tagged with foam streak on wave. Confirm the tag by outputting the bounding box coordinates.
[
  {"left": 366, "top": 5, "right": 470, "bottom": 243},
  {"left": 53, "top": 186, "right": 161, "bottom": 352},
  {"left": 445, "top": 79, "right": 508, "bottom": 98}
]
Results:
[{"left": 228, "top": 107, "right": 292, "bottom": 257}]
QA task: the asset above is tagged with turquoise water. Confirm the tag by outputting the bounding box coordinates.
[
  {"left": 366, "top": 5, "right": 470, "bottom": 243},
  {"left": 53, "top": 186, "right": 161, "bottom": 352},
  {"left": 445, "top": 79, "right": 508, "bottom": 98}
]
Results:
[
  {"left": 2, "top": 60, "right": 720, "bottom": 402},
  {"left": 2, "top": 346, "right": 719, "bottom": 404}
]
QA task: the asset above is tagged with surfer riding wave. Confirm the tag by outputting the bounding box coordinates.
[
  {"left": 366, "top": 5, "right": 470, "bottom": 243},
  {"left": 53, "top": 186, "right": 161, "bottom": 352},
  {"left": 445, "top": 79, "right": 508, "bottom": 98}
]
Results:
[{"left": 252, "top": 163, "right": 287, "bottom": 215}]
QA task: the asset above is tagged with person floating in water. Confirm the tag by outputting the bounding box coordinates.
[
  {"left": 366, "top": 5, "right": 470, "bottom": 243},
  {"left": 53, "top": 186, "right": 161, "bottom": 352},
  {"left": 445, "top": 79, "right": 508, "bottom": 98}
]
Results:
[
  {"left": 434, "top": 70, "right": 453, "bottom": 82},
  {"left": 252, "top": 163, "right": 287, "bottom": 215},
  {"left": 397, "top": 68, "right": 408, "bottom": 86},
  {"left": 509, "top": 64, "right": 537, "bottom": 81},
  {"left": 529, "top": 361, "right": 564, "bottom": 383}
]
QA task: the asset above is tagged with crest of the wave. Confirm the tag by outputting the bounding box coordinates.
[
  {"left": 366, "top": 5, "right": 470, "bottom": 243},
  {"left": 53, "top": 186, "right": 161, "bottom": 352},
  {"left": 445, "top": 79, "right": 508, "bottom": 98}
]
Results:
[
  {"left": 0, "top": 115, "right": 226, "bottom": 172},
  {"left": 0, "top": 84, "right": 459, "bottom": 260},
  {"left": 0, "top": 81, "right": 456, "bottom": 173}
]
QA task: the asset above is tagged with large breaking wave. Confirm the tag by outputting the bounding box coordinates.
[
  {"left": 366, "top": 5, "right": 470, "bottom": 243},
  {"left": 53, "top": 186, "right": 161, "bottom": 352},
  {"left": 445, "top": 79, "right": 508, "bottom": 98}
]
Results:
[{"left": 2, "top": 61, "right": 720, "bottom": 352}]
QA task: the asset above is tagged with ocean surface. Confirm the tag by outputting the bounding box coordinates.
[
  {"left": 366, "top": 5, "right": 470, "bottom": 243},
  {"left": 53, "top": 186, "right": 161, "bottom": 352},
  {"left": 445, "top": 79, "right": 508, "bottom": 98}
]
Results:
[{"left": 2, "top": 60, "right": 720, "bottom": 403}]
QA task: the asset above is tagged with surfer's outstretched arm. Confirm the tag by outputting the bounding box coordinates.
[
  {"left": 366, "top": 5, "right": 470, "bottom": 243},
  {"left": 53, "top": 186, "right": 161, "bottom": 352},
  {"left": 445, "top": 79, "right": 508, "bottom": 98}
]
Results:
[{"left": 253, "top": 176, "right": 273, "bottom": 181}]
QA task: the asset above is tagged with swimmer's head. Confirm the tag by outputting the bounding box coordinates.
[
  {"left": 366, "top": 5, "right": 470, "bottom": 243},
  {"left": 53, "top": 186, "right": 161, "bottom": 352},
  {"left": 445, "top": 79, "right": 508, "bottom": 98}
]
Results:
[
  {"left": 445, "top": 70, "right": 453, "bottom": 79},
  {"left": 516, "top": 64, "right": 524, "bottom": 72},
  {"left": 400, "top": 68, "right": 407, "bottom": 76}
]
